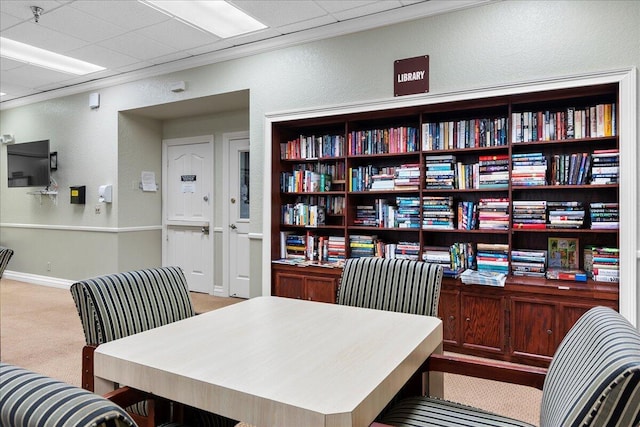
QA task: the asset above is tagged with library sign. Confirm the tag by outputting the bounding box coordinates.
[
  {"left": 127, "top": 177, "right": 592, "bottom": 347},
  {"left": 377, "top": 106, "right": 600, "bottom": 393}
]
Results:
[{"left": 394, "top": 55, "right": 429, "bottom": 96}]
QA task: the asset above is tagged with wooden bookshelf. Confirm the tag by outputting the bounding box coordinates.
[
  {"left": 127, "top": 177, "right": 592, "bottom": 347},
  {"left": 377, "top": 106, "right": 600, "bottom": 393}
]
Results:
[{"left": 270, "top": 83, "right": 620, "bottom": 367}]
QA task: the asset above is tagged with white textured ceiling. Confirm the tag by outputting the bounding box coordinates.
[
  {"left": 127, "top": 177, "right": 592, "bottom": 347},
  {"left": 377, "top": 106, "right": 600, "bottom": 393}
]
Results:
[{"left": 0, "top": 0, "right": 486, "bottom": 107}]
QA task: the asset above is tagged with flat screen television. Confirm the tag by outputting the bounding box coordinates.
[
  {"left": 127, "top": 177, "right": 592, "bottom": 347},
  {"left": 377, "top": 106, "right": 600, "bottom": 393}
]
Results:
[{"left": 7, "top": 140, "right": 51, "bottom": 188}]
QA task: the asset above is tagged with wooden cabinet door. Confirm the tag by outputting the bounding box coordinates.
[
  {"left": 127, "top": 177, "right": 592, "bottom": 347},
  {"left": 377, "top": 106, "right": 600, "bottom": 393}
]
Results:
[
  {"left": 439, "top": 289, "right": 460, "bottom": 347},
  {"left": 510, "top": 298, "right": 556, "bottom": 363},
  {"left": 273, "top": 272, "right": 304, "bottom": 299},
  {"left": 305, "top": 276, "right": 337, "bottom": 303},
  {"left": 461, "top": 292, "right": 505, "bottom": 355}
]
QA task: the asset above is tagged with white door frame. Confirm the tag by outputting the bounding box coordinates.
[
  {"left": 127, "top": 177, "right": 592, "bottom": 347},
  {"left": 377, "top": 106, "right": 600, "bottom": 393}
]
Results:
[
  {"left": 162, "top": 135, "right": 215, "bottom": 294},
  {"left": 222, "top": 131, "right": 250, "bottom": 297}
]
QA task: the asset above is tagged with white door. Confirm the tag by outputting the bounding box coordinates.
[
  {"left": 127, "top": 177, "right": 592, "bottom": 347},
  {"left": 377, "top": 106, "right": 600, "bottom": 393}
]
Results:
[
  {"left": 223, "top": 132, "right": 250, "bottom": 298},
  {"left": 163, "top": 136, "right": 214, "bottom": 294}
]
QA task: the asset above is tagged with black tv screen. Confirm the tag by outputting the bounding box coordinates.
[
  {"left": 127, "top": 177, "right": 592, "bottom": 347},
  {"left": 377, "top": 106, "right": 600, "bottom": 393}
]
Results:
[{"left": 7, "top": 140, "right": 51, "bottom": 188}]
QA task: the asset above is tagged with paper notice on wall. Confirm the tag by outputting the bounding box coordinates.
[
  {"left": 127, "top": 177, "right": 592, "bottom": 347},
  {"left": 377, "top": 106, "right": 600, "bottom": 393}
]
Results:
[
  {"left": 141, "top": 171, "right": 157, "bottom": 192},
  {"left": 181, "top": 175, "right": 196, "bottom": 193}
]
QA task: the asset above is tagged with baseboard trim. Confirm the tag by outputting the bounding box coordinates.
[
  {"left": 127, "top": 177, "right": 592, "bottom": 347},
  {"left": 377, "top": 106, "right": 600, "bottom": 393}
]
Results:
[{"left": 3, "top": 271, "right": 74, "bottom": 290}]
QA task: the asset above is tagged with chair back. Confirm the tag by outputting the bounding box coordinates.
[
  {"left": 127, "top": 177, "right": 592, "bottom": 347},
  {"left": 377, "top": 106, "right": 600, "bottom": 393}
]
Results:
[
  {"left": 338, "top": 257, "right": 443, "bottom": 316},
  {"left": 70, "top": 266, "right": 195, "bottom": 345},
  {"left": 0, "top": 246, "right": 14, "bottom": 278},
  {"left": 540, "top": 306, "right": 640, "bottom": 427},
  {"left": 0, "top": 363, "right": 136, "bottom": 427}
]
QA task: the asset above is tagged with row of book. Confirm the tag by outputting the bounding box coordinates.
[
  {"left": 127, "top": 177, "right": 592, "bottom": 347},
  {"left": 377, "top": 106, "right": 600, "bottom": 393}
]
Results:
[
  {"left": 280, "top": 134, "right": 345, "bottom": 160},
  {"left": 281, "top": 196, "right": 346, "bottom": 226},
  {"left": 348, "top": 127, "right": 419, "bottom": 156},
  {"left": 278, "top": 232, "right": 619, "bottom": 284},
  {"left": 354, "top": 197, "right": 421, "bottom": 228},
  {"left": 512, "top": 103, "right": 616, "bottom": 143},
  {"left": 421, "top": 117, "right": 508, "bottom": 151},
  {"left": 349, "top": 163, "right": 421, "bottom": 191}
]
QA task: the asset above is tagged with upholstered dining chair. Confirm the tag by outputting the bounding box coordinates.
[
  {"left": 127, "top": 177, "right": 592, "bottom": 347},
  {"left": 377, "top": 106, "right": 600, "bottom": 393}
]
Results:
[
  {"left": 338, "top": 257, "right": 444, "bottom": 316},
  {"left": 374, "top": 306, "right": 640, "bottom": 427},
  {"left": 0, "top": 362, "right": 189, "bottom": 427},
  {"left": 69, "top": 266, "right": 237, "bottom": 427},
  {"left": 0, "top": 246, "right": 14, "bottom": 278}
]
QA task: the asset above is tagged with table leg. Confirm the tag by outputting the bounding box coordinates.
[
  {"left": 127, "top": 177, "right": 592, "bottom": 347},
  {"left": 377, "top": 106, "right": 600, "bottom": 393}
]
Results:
[
  {"left": 94, "top": 375, "right": 117, "bottom": 395},
  {"left": 426, "top": 342, "right": 444, "bottom": 398}
]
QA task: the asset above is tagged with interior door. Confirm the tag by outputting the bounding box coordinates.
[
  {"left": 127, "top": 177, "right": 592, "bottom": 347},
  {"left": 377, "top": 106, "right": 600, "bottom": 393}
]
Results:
[
  {"left": 224, "top": 132, "right": 250, "bottom": 298},
  {"left": 163, "top": 136, "right": 214, "bottom": 294}
]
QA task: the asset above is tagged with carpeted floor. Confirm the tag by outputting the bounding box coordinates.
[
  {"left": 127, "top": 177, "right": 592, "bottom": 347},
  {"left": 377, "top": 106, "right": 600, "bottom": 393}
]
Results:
[{"left": 0, "top": 278, "right": 541, "bottom": 425}]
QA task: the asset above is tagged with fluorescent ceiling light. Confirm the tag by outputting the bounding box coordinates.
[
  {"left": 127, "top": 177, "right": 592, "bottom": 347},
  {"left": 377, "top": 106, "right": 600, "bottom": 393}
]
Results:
[
  {"left": 0, "top": 92, "right": 6, "bottom": 96},
  {"left": 142, "top": 0, "right": 267, "bottom": 38},
  {"left": 0, "top": 37, "right": 105, "bottom": 75}
]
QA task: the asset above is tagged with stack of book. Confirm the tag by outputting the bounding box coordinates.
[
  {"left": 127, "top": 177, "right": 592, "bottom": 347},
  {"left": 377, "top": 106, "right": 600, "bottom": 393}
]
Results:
[
  {"left": 511, "top": 152, "right": 547, "bottom": 187},
  {"left": 394, "top": 241, "right": 420, "bottom": 260},
  {"left": 512, "top": 200, "right": 547, "bottom": 229},
  {"left": 589, "top": 202, "right": 619, "bottom": 230},
  {"left": 476, "top": 243, "right": 509, "bottom": 274},
  {"left": 422, "top": 196, "right": 454, "bottom": 230},
  {"left": 422, "top": 242, "right": 473, "bottom": 278},
  {"left": 583, "top": 246, "right": 619, "bottom": 283},
  {"left": 349, "top": 235, "right": 376, "bottom": 258},
  {"left": 283, "top": 233, "right": 306, "bottom": 260},
  {"left": 478, "top": 198, "right": 510, "bottom": 230},
  {"left": 478, "top": 154, "right": 509, "bottom": 189},
  {"left": 326, "top": 236, "right": 346, "bottom": 263},
  {"left": 424, "top": 155, "right": 456, "bottom": 189},
  {"left": 394, "top": 164, "right": 421, "bottom": 190},
  {"left": 457, "top": 201, "right": 477, "bottom": 230},
  {"left": 354, "top": 204, "right": 377, "bottom": 227},
  {"left": 396, "top": 196, "right": 421, "bottom": 228},
  {"left": 460, "top": 269, "right": 506, "bottom": 287},
  {"left": 550, "top": 152, "right": 590, "bottom": 185},
  {"left": 547, "top": 201, "right": 585, "bottom": 228},
  {"left": 511, "top": 249, "right": 547, "bottom": 278},
  {"left": 369, "top": 166, "right": 396, "bottom": 191},
  {"left": 590, "top": 149, "right": 619, "bottom": 184}
]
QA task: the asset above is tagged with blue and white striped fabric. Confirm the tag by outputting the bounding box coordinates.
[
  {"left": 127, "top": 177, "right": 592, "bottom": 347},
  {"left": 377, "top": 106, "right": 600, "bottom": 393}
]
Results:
[
  {"left": 70, "top": 266, "right": 196, "bottom": 346},
  {"left": 0, "top": 363, "right": 136, "bottom": 427},
  {"left": 0, "top": 246, "right": 14, "bottom": 278},
  {"left": 338, "top": 257, "right": 443, "bottom": 316},
  {"left": 540, "top": 306, "right": 640, "bottom": 427},
  {"left": 378, "top": 306, "right": 640, "bottom": 427}
]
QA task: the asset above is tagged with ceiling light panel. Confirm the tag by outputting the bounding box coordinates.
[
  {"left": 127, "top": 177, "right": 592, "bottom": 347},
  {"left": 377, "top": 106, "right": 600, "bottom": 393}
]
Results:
[
  {"left": 0, "top": 37, "right": 105, "bottom": 75},
  {"left": 141, "top": 0, "right": 267, "bottom": 38}
]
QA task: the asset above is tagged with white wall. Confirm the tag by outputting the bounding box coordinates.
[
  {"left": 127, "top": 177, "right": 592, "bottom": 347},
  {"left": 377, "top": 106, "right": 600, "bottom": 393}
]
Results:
[{"left": 1, "top": 1, "right": 638, "bottom": 308}]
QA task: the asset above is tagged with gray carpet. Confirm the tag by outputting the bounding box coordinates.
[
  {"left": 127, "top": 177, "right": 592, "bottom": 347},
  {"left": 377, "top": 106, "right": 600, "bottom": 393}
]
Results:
[{"left": 0, "top": 278, "right": 541, "bottom": 425}]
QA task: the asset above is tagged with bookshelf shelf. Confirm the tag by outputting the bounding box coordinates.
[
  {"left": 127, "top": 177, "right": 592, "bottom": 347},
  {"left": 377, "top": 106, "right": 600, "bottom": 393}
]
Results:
[{"left": 270, "top": 82, "right": 620, "bottom": 367}]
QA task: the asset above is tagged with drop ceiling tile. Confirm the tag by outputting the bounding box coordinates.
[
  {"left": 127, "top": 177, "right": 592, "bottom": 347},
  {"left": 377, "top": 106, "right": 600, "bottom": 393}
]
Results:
[
  {"left": 230, "top": 0, "right": 329, "bottom": 28},
  {"left": 36, "top": 4, "right": 127, "bottom": 43},
  {"left": 271, "top": 15, "right": 337, "bottom": 35},
  {"left": 0, "top": 12, "right": 21, "bottom": 30},
  {"left": 66, "top": 44, "right": 139, "bottom": 69},
  {"left": 147, "top": 50, "right": 192, "bottom": 66},
  {"left": 2, "top": 21, "right": 88, "bottom": 53},
  {"left": 97, "top": 32, "right": 177, "bottom": 61},
  {"left": 316, "top": 1, "right": 383, "bottom": 14},
  {"left": 1, "top": 64, "right": 75, "bottom": 89},
  {"left": 136, "top": 19, "right": 221, "bottom": 51},
  {"left": 68, "top": 0, "right": 171, "bottom": 31},
  {"left": 331, "top": 1, "right": 405, "bottom": 21},
  {"left": 0, "top": 56, "right": 23, "bottom": 71}
]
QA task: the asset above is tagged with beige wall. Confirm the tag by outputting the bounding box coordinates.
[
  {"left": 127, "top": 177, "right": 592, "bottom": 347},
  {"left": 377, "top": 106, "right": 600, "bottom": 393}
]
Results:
[{"left": 1, "top": 1, "right": 638, "bottom": 303}]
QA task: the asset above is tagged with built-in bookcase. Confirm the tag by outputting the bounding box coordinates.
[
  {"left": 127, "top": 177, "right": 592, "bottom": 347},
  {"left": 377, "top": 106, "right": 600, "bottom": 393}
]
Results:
[{"left": 267, "top": 77, "right": 634, "bottom": 366}]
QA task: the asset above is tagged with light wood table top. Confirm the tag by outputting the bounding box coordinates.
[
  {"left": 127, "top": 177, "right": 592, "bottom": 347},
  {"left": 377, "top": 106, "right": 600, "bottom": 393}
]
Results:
[{"left": 94, "top": 296, "right": 442, "bottom": 427}]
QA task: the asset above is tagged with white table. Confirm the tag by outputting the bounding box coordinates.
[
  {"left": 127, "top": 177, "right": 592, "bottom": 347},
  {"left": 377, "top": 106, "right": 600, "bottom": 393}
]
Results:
[{"left": 94, "top": 296, "right": 442, "bottom": 427}]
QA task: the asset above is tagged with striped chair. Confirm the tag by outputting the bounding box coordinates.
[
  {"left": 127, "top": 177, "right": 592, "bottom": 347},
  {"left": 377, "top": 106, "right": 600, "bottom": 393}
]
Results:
[
  {"left": 0, "top": 246, "right": 14, "bottom": 278},
  {"left": 375, "top": 306, "right": 640, "bottom": 427},
  {"left": 0, "top": 362, "right": 138, "bottom": 427},
  {"left": 338, "top": 257, "right": 443, "bottom": 316},
  {"left": 70, "top": 266, "right": 237, "bottom": 427}
]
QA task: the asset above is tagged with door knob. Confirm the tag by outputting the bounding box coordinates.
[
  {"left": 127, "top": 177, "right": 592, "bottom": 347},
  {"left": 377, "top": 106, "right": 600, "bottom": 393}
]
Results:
[
  {"left": 203, "top": 194, "right": 209, "bottom": 202},
  {"left": 201, "top": 225, "right": 210, "bottom": 235},
  {"left": 229, "top": 224, "right": 237, "bottom": 230}
]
